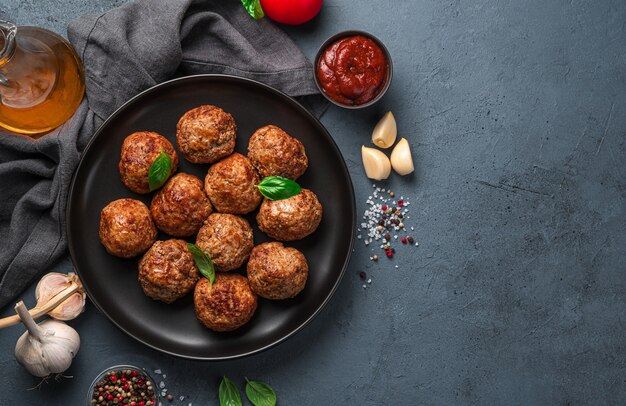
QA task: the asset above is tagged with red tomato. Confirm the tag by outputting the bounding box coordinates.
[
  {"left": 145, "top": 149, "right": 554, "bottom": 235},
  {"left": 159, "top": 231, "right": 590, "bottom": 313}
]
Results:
[{"left": 260, "top": 0, "right": 323, "bottom": 25}]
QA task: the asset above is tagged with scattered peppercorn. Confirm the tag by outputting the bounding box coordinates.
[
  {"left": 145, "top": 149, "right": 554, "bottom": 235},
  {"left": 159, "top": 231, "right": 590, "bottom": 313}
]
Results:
[
  {"left": 359, "top": 271, "right": 366, "bottom": 279},
  {"left": 390, "top": 191, "right": 395, "bottom": 197},
  {"left": 372, "top": 255, "right": 378, "bottom": 261},
  {"left": 408, "top": 236, "right": 414, "bottom": 244},
  {"left": 385, "top": 249, "right": 393, "bottom": 257},
  {"left": 167, "top": 394, "right": 174, "bottom": 401},
  {"left": 384, "top": 233, "right": 391, "bottom": 240},
  {"left": 401, "top": 237, "right": 407, "bottom": 244},
  {"left": 398, "top": 200, "right": 404, "bottom": 207}
]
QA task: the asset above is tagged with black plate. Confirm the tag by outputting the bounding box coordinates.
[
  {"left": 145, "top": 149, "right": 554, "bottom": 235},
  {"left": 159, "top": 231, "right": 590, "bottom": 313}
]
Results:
[{"left": 67, "top": 75, "right": 355, "bottom": 360}]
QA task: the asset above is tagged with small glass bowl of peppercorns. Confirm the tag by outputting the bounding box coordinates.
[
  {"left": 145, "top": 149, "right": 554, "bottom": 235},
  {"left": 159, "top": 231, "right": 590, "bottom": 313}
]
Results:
[{"left": 87, "top": 365, "right": 159, "bottom": 406}]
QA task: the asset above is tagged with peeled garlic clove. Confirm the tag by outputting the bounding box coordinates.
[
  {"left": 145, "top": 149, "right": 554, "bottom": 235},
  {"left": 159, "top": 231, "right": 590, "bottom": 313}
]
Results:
[
  {"left": 372, "top": 112, "right": 397, "bottom": 149},
  {"left": 390, "top": 138, "right": 415, "bottom": 175},
  {"left": 362, "top": 146, "right": 391, "bottom": 180},
  {"left": 35, "top": 272, "right": 85, "bottom": 321}
]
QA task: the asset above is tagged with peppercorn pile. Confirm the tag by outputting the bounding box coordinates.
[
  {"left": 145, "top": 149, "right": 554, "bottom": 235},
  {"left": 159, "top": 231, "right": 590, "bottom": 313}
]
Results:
[
  {"left": 357, "top": 183, "right": 418, "bottom": 264},
  {"left": 90, "top": 368, "right": 156, "bottom": 406}
]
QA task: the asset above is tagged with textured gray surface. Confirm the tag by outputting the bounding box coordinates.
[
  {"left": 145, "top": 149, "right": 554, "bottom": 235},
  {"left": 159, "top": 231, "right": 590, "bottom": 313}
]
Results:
[{"left": 1, "top": 0, "right": 625, "bottom": 404}]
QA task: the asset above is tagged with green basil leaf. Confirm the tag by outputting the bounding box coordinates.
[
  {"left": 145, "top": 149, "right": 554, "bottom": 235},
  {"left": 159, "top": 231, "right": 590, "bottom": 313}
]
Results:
[
  {"left": 219, "top": 376, "right": 242, "bottom": 406},
  {"left": 256, "top": 176, "right": 302, "bottom": 201},
  {"left": 187, "top": 243, "right": 215, "bottom": 288},
  {"left": 241, "top": 0, "right": 264, "bottom": 19},
  {"left": 148, "top": 149, "right": 173, "bottom": 192},
  {"left": 245, "top": 378, "right": 276, "bottom": 406}
]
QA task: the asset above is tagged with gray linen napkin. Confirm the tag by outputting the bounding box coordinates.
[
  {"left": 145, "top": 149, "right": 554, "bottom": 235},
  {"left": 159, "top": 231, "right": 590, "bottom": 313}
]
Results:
[{"left": 0, "top": 0, "right": 326, "bottom": 308}]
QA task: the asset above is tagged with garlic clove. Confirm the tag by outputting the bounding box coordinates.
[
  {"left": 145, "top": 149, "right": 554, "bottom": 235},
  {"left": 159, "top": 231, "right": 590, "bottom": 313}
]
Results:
[
  {"left": 390, "top": 138, "right": 415, "bottom": 175},
  {"left": 35, "top": 272, "right": 85, "bottom": 321},
  {"left": 372, "top": 112, "right": 397, "bottom": 149},
  {"left": 362, "top": 146, "right": 391, "bottom": 180}
]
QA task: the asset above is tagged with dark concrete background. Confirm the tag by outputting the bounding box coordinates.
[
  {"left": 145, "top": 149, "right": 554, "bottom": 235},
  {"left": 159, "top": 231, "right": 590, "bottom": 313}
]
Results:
[{"left": 1, "top": 0, "right": 625, "bottom": 404}]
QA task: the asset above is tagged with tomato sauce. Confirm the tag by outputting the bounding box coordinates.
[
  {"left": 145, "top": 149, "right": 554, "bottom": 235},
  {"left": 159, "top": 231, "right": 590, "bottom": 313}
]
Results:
[{"left": 316, "top": 35, "right": 388, "bottom": 106}]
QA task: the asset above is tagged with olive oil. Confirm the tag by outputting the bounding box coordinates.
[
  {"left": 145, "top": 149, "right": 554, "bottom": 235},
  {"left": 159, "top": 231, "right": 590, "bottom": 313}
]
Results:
[{"left": 0, "top": 25, "right": 85, "bottom": 137}]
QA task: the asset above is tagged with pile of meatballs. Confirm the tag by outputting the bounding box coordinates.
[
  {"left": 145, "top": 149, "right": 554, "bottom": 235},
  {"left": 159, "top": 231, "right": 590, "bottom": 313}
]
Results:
[{"left": 98, "top": 105, "right": 323, "bottom": 332}]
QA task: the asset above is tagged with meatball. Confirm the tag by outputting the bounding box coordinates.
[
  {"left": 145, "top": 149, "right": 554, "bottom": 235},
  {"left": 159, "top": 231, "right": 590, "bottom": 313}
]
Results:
[
  {"left": 247, "top": 242, "right": 308, "bottom": 300},
  {"left": 150, "top": 173, "right": 213, "bottom": 237},
  {"left": 119, "top": 131, "right": 178, "bottom": 194},
  {"left": 194, "top": 273, "right": 257, "bottom": 332},
  {"left": 247, "top": 125, "right": 308, "bottom": 180},
  {"left": 256, "top": 189, "right": 323, "bottom": 241},
  {"left": 138, "top": 239, "right": 199, "bottom": 303},
  {"left": 176, "top": 105, "right": 236, "bottom": 164},
  {"left": 99, "top": 199, "right": 157, "bottom": 258},
  {"left": 204, "top": 153, "right": 262, "bottom": 214},
  {"left": 195, "top": 213, "right": 254, "bottom": 272}
]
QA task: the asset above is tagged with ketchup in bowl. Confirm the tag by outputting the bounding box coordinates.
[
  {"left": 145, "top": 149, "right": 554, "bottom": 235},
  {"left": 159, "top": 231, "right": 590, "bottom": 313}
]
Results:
[{"left": 316, "top": 34, "right": 391, "bottom": 107}]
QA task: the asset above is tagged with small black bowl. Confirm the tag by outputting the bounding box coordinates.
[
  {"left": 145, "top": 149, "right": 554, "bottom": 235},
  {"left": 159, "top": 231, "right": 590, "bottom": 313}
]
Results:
[{"left": 313, "top": 30, "right": 393, "bottom": 109}]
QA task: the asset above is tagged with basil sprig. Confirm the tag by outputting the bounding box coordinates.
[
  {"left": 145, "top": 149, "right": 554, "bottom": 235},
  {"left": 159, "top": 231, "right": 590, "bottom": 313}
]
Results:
[
  {"left": 219, "top": 376, "right": 242, "bottom": 406},
  {"left": 241, "top": 0, "right": 264, "bottom": 19},
  {"left": 187, "top": 243, "right": 215, "bottom": 288},
  {"left": 148, "top": 149, "right": 173, "bottom": 191},
  {"left": 256, "top": 176, "right": 302, "bottom": 201},
  {"left": 245, "top": 378, "right": 276, "bottom": 406}
]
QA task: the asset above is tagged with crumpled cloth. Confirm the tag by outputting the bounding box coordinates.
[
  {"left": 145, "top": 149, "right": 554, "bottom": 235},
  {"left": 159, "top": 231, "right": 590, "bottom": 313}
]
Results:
[{"left": 0, "top": 0, "right": 325, "bottom": 308}]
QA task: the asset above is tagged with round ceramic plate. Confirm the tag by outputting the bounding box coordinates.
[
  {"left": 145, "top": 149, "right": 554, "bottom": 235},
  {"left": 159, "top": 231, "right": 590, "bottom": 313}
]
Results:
[{"left": 67, "top": 75, "right": 355, "bottom": 360}]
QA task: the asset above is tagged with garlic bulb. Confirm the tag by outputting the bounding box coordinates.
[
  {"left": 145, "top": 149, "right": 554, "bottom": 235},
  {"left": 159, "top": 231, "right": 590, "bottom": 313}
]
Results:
[
  {"left": 362, "top": 146, "right": 391, "bottom": 180},
  {"left": 14, "top": 301, "right": 80, "bottom": 378},
  {"left": 371, "top": 112, "right": 397, "bottom": 149},
  {"left": 390, "top": 138, "right": 414, "bottom": 175},
  {"left": 36, "top": 272, "right": 85, "bottom": 320}
]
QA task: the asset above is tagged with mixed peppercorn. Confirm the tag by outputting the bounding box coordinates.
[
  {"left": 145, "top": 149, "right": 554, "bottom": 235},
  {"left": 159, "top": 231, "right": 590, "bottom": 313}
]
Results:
[
  {"left": 357, "top": 185, "right": 419, "bottom": 287},
  {"left": 90, "top": 368, "right": 156, "bottom": 406}
]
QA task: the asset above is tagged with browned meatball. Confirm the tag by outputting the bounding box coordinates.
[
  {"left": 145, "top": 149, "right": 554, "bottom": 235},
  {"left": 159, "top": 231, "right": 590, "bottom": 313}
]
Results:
[
  {"left": 195, "top": 213, "right": 254, "bottom": 272},
  {"left": 194, "top": 273, "right": 257, "bottom": 332},
  {"left": 150, "top": 173, "right": 213, "bottom": 237},
  {"left": 176, "top": 105, "right": 236, "bottom": 164},
  {"left": 138, "top": 239, "right": 199, "bottom": 303},
  {"left": 256, "top": 189, "right": 323, "bottom": 241},
  {"left": 119, "top": 131, "right": 178, "bottom": 194},
  {"left": 99, "top": 199, "right": 157, "bottom": 258},
  {"left": 204, "top": 153, "right": 262, "bottom": 214},
  {"left": 247, "top": 242, "right": 308, "bottom": 300},
  {"left": 247, "top": 125, "right": 308, "bottom": 180}
]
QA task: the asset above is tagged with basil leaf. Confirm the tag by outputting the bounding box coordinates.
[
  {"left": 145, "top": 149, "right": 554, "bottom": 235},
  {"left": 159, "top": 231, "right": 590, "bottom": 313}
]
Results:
[
  {"left": 245, "top": 378, "right": 276, "bottom": 406},
  {"left": 256, "top": 176, "right": 302, "bottom": 201},
  {"left": 187, "top": 243, "right": 215, "bottom": 288},
  {"left": 241, "top": 0, "right": 264, "bottom": 19},
  {"left": 219, "top": 376, "right": 242, "bottom": 406},
  {"left": 148, "top": 149, "right": 173, "bottom": 192}
]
